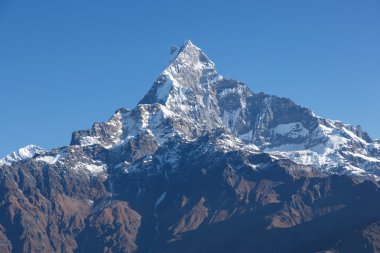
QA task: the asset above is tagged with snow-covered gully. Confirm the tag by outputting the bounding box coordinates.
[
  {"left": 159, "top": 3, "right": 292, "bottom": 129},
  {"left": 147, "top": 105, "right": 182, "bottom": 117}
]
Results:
[
  {"left": 149, "top": 165, "right": 170, "bottom": 253},
  {"left": 149, "top": 191, "right": 167, "bottom": 253}
]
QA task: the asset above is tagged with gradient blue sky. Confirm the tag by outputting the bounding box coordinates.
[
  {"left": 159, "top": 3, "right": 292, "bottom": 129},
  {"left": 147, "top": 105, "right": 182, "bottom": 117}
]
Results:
[{"left": 0, "top": 0, "right": 379, "bottom": 157}]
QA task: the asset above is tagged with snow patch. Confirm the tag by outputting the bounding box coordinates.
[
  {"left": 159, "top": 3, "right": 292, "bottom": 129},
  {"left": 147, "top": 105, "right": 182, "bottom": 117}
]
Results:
[
  {"left": 219, "top": 85, "right": 246, "bottom": 98},
  {"left": 73, "top": 162, "right": 106, "bottom": 174},
  {"left": 272, "top": 123, "right": 309, "bottom": 139},
  {"left": 79, "top": 136, "right": 101, "bottom": 146},
  {"left": 157, "top": 79, "right": 173, "bottom": 101},
  {"left": 348, "top": 153, "right": 380, "bottom": 163},
  {"left": 36, "top": 155, "right": 60, "bottom": 165}
]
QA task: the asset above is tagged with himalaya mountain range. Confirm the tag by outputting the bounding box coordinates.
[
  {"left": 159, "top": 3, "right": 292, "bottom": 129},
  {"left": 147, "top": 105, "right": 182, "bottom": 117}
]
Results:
[{"left": 1, "top": 41, "right": 380, "bottom": 253}]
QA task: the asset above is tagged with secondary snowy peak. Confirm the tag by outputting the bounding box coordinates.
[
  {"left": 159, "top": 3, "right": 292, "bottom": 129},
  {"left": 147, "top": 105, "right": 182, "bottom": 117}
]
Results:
[{"left": 0, "top": 145, "right": 44, "bottom": 166}]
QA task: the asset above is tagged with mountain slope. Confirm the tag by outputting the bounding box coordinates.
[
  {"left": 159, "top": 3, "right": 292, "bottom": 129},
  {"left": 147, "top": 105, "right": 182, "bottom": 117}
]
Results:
[{"left": 1, "top": 41, "right": 380, "bottom": 253}]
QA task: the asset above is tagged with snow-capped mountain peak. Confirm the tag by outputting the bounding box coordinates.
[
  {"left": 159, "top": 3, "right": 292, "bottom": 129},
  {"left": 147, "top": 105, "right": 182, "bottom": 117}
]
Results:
[
  {"left": 140, "top": 40, "right": 220, "bottom": 105},
  {"left": 70, "top": 41, "right": 380, "bottom": 179},
  {"left": 0, "top": 144, "right": 44, "bottom": 166}
]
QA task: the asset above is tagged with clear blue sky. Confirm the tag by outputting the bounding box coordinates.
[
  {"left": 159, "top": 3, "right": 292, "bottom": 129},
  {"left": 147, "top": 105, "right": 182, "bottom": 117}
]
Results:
[{"left": 0, "top": 0, "right": 379, "bottom": 157}]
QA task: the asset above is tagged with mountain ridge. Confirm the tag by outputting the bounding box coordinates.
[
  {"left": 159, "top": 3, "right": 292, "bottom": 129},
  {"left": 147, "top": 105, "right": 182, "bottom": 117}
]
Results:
[
  {"left": 1, "top": 40, "right": 380, "bottom": 253},
  {"left": 2, "top": 40, "right": 380, "bottom": 179},
  {"left": 66, "top": 40, "right": 380, "bottom": 180}
]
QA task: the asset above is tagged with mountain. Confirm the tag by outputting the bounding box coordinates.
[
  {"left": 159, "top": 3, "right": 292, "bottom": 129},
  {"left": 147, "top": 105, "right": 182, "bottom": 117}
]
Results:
[
  {"left": 1, "top": 40, "right": 380, "bottom": 253},
  {"left": 71, "top": 40, "right": 380, "bottom": 180}
]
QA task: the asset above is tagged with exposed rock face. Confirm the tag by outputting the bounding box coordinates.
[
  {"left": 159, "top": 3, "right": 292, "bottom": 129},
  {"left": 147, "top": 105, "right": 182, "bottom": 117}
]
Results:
[{"left": 1, "top": 41, "right": 380, "bottom": 253}]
